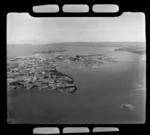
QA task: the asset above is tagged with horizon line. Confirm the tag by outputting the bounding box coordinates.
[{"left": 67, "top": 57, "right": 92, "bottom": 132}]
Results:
[{"left": 7, "top": 41, "right": 146, "bottom": 45}]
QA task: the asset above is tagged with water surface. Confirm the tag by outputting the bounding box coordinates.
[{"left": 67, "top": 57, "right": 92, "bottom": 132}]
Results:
[{"left": 7, "top": 42, "right": 146, "bottom": 124}]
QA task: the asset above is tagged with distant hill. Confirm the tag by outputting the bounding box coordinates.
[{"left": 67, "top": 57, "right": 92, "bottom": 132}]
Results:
[
  {"left": 7, "top": 42, "right": 146, "bottom": 47},
  {"left": 114, "top": 46, "right": 146, "bottom": 55}
]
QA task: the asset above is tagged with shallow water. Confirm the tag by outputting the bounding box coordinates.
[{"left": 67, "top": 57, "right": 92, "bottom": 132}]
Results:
[{"left": 7, "top": 43, "right": 146, "bottom": 124}]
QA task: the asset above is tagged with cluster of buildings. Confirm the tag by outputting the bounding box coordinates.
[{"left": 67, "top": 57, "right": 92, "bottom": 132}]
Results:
[
  {"left": 55, "top": 54, "right": 117, "bottom": 68},
  {"left": 7, "top": 57, "right": 77, "bottom": 93},
  {"left": 7, "top": 53, "right": 117, "bottom": 93}
]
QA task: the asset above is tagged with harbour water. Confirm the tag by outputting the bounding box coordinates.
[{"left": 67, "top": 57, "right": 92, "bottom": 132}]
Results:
[{"left": 7, "top": 42, "right": 146, "bottom": 124}]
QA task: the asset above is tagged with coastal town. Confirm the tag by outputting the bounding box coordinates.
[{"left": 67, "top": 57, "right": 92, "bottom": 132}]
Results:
[
  {"left": 7, "top": 56, "right": 77, "bottom": 93},
  {"left": 54, "top": 54, "right": 118, "bottom": 68},
  {"left": 7, "top": 52, "right": 118, "bottom": 93}
]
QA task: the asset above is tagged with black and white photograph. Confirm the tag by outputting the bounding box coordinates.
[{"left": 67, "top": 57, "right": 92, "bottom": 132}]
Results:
[{"left": 7, "top": 12, "right": 146, "bottom": 124}]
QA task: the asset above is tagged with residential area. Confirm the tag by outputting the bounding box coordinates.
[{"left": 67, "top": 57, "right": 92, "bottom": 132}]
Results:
[{"left": 7, "top": 57, "right": 77, "bottom": 93}]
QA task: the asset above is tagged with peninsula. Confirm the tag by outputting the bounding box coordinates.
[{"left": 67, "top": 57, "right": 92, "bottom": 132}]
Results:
[
  {"left": 7, "top": 57, "right": 77, "bottom": 93},
  {"left": 33, "top": 50, "right": 66, "bottom": 54},
  {"left": 114, "top": 46, "right": 146, "bottom": 55},
  {"left": 55, "top": 54, "right": 117, "bottom": 68},
  {"left": 7, "top": 54, "right": 118, "bottom": 93}
]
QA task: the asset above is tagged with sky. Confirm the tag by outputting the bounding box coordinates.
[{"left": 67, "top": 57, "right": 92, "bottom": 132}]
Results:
[{"left": 7, "top": 12, "right": 145, "bottom": 45}]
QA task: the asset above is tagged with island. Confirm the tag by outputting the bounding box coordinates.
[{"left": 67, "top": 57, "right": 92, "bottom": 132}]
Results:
[
  {"left": 120, "top": 104, "right": 135, "bottom": 110},
  {"left": 114, "top": 46, "right": 146, "bottom": 55},
  {"left": 33, "top": 50, "right": 66, "bottom": 54}
]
